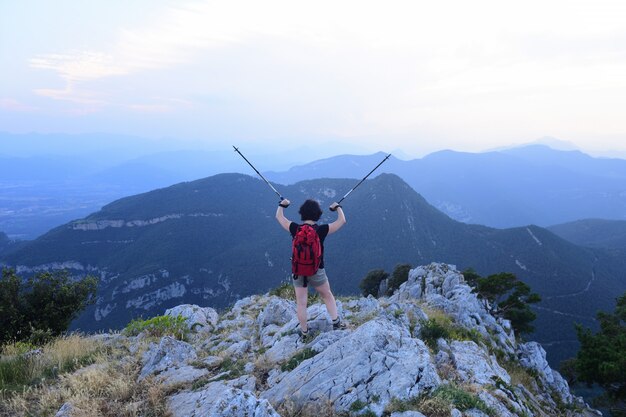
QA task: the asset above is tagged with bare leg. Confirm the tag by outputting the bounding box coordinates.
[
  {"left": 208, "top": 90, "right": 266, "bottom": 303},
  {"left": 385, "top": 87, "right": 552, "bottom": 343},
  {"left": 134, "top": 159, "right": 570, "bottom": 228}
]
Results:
[
  {"left": 294, "top": 285, "right": 309, "bottom": 331},
  {"left": 315, "top": 281, "right": 338, "bottom": 321}
]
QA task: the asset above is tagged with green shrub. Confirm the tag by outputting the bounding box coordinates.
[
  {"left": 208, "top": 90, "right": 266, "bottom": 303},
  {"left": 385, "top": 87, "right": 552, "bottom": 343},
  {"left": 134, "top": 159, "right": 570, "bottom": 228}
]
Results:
[
  {"left": 269, "top": 281, "right": 294, "bottom": 299},
  {"left": 359, "top": 269, "right": 389, "bottom": 297},
  {"left": 464, "top": 271, "right": 541, "bottom": 336},
  {"left": 123, "top": 314, "right": 188, "bottom": 340},
  {"left": 431, "top": 384, "right": 492, "bottom": 413},
  {"left": 384, "top": 384, "right": 493, "bottom": 417},
  {"left": 0, "top": 269, "right": 98, "bottom": 346},
  {"left": 419, "top": 314, "right": 486, "bottom": 351},
  {"left": 387, "top": 264, "right": 412, "bottom": 295},
  {"left": 218, "top": 358, "right": 246, "bottom": 378},
  {"left": 350, "top": 399, "right": 366, "bottom": 411},
  {"left": 281, "top": 348, "right": 318, "bottom": 372},
  {"left": 269, "top": 281, "right": 319, "bottom": 304},
  {"left": 420, "top": 318, "right": 451, "bottom": 349}
]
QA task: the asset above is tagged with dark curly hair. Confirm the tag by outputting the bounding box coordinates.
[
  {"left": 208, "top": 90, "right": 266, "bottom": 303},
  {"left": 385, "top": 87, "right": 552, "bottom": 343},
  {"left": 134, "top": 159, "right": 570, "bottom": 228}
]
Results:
[{"left": 299, "top": 199, "right": 322, "bottom": 222}]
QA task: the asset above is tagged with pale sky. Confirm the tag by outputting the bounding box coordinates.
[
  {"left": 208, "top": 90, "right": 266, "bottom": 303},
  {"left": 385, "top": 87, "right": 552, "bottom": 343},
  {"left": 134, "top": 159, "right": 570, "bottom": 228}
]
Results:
[{"left": 1, "top": 0, "right": 626, "bottom": 156}]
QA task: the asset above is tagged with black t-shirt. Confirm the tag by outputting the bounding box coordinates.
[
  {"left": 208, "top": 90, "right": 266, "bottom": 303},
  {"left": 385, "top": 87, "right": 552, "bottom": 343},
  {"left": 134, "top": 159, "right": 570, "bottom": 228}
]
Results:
[{"left": 289, "top": 222, "right": 330, "bottom": 269}]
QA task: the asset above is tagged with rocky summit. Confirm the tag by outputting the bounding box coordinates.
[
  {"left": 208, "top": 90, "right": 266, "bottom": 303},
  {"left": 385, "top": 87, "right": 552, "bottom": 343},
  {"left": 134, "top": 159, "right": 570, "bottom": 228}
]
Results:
[{"left": 50, "top": 263, "right": 600, "bottom": 417}]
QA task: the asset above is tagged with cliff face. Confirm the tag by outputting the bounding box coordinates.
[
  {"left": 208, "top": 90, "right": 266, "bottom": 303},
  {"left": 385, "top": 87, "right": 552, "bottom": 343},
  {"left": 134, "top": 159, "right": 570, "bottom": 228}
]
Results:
[{"left": 49, "top": 263, "right": 599, "bottom": 417}]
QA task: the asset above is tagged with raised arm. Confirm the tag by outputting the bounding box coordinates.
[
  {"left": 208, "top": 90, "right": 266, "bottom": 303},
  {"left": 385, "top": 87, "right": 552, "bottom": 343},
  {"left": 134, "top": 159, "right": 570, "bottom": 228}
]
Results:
[
  {"left": 328, "top": 202, "right": 346, "bottom": 234},
  {"left": 275, "top": 199, "right": 292, "bottom": 231}
]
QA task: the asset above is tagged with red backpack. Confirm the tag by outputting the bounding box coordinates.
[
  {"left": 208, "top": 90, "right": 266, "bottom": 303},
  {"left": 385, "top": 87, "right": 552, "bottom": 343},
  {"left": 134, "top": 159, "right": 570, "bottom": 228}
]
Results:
[{"left": 292, "top": 224, "right": 322, "bottom": 277}]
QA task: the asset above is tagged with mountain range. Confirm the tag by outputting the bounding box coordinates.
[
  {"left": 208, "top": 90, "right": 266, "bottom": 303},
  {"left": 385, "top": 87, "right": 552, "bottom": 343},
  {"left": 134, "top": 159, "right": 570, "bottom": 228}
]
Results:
[
  {"left": 266, "top": 145, "right": 626, "bottom": 228},
  {"left": 548, "top": 219, "right": 626, "bottom": 251},
  {"left": 2, "top": 173, "right": 625, "bottom": 365},
  {"left": 0, "top": 132, "right": 368, "bottom": 239},
  {"left": 4, "top": 135, "right": 626, "bottom": 238}
]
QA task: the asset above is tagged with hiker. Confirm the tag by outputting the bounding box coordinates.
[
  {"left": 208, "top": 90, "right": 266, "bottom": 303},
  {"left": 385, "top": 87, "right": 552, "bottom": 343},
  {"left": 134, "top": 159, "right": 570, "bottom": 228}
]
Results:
[{"left": 276, "top": 198, "right": 347, "bottom": 339}]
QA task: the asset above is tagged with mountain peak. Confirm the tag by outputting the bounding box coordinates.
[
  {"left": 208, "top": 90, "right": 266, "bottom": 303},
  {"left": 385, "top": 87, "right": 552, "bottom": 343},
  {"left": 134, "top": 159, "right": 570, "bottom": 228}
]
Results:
[{"left": 24, "top": 263, "right": 596, "bottom": 417}]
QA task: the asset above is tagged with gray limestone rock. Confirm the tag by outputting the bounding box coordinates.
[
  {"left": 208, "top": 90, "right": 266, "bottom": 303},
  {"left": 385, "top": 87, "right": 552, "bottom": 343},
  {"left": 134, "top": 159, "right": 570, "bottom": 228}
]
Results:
[
  {"left": 448, "top": 340, "right": 511, "bottom": 385},
  {"left": 345, "top": 295, "right": 382, "bottom": 320},
  {"left": 517, "top": 341, "right": 573, "bottom": 404},
  {"left": 257, "top": 296, "right": 296, "bottom": 329},
  {"left": 165, "top": 304, "right": 219, "bottom": 333},
  {"left": 202, "top": 355, "right": 222, "bottom": 368},
  {"left": 463, "top": 410, "right": 490, "bottom": 417},
  {"left": 477, "top": 391, "right": 518, "bottom": 417},
  {"left": 155, "top": 365, "right": 209, "bottom": 387},
  {"left": 225, "top": 375, "right": 257, "bottom": 391},
  {"left": 392, "top": 263, "right": 516, "bottom": 354},
  {"left": 168, "top": 381, "right": 279, "bottom": 417},
  {"left": 223, "top": 340, "right": 252, "bottom": 358},
  {"left": 390, "top": 412, "right": 427, "bottom": 417},
  {"left": 262, "top": 318, "right": 440, "bottom": 415},
  {"left": 140, "top": 336, "right": 197, "bottom": 380},
  {"left": 55, "top": 403, "right": 77, "bottom": 417}
]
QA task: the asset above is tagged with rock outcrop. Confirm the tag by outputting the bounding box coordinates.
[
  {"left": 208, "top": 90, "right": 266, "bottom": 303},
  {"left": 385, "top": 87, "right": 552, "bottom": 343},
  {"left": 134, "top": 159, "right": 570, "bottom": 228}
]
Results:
[{"left": 53, "top": 263, "right": 599, "bottom": 417}]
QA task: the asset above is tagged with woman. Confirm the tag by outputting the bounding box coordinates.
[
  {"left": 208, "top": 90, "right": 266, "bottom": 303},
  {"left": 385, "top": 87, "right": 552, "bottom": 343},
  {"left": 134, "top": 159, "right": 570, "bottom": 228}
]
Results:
[{"left": 276, "top": 198, "right": 347, "bottom": 340}]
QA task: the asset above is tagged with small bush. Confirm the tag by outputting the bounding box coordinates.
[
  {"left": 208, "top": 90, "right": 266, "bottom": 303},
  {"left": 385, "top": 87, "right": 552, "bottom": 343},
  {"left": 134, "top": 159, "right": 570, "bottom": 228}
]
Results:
[
  {"left": 123, "top": 314, "right": 188, "bottom": 340},
  {"left": 281, "top": 348, "right": 318, "bottom": 372},
  {"left": 420, "top": 319, "right": 450, "bottom": 349},
  {"left": 359, "top": 269, "right": 389, "bottom": 297},
  {"left": 419, "top": 307, "right": 486, "bottom": 351},
  {"left": 387, "top": 264, "right": 412, "bottom": 295},
  {"left": 269, "top": 281, "right": 320, "bottom": 304},
  {"left": 350, "top": 399, "right": 366, "bottom": 411},
  {"left": 432, "top": 384, "right": 492, "bottom": 413},
  {"left": 0, "top": 269, "right": 98, "bottom": 345},
  {"left": 384, "top": 384, "right": 493, "bottom": 417},
  {"left": 269, "top": 281, "right": 294, "bottom": 299},
  {"left": 500, "top": 359, "right": 538, "bottom": 393},
  {"left": 219, "top": 358, "right": 246, "bottom": 378}
]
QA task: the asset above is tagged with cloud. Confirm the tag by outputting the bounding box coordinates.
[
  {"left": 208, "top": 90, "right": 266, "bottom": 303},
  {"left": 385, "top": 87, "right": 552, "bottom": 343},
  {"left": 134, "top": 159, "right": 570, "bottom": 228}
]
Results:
[
  {"left": 23, "top": 0, "right": 626, "bottom": 149},
  {"left": 30, "top": 51, "right": 127, "bottom": 82},
  {"left": 0, "top": 98, "right": 37, "bottom": 112}
]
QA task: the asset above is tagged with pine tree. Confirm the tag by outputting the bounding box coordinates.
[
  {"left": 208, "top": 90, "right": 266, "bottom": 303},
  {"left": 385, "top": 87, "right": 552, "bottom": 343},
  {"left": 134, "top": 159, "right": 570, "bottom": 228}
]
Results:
[
  {"left": 462, "top": 270, "right": 541, "bottom": 335},
  {"left": 575, "top": 292, "right": 626, "bottom": 414}
]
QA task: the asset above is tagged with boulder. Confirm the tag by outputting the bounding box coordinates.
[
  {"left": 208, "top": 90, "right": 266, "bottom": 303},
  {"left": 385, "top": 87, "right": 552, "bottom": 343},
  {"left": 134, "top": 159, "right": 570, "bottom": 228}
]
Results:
[
  {"left": 168, "top": 381, "right": 279, "bottom": 417},
  {"left": 140, "top": 336, "right": 197, "bottom": 380},
  {"left": 262, "top": 319, "right": 440, "bottom": 415},
  {"left": 517, "top": 341, "right": 573, "bottom": 403},
  {"left": 154, "top": 365, "right": 209, "bottom": 387},
  {"left": 391, "top": 263, "right": 516, "bottom": 353},
  {"left": 448, "top": 340, "right": 511, "bottom": 385},
  {"left": 164, "top": 304, "right": 219, "bottom": 332},
  {"left": 257, "top": 297, "right": 296, "bottom": 329}
]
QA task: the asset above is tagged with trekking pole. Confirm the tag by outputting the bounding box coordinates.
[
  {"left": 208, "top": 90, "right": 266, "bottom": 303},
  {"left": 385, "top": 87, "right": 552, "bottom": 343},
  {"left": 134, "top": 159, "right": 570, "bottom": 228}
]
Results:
[
  {"left": 332, "top": 153, "right": 392, "bottom": 210},
  {"left": 233, "top": 146, "right": 285, "bottom": 201}
]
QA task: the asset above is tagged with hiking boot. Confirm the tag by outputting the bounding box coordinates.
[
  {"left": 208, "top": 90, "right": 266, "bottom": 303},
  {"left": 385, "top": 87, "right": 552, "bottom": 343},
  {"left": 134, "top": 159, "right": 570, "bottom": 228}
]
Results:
[
  {"left": 332, "top": 318, "right": 346, "bottom": 330},
  {"left": 299, "top": 328, "right": 310, "bottom": 342}
]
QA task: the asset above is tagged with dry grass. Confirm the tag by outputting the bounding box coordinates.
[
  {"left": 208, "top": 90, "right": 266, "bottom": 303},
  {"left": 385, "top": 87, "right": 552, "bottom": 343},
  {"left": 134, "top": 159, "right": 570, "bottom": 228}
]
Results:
[
  {"left": 277, "top": 398, "right": 339, "bottom": 417},
  {"left": 420, "top": 304, "right": 451, "bottom": 324},
  {"left": 251, "top": 355, "right": 277, "bottom": 390},
  {"left": 0, "top": 334, "right": 105, "bottom": 393},
  {"left": 0, "top": 335, "right": 172, "bottom": 417},
  {"left": 500, "top": 360, "right": 538, "bottom": 393},
  {"left": 416, "top": 396, "right": 452, "bottom": 417}
]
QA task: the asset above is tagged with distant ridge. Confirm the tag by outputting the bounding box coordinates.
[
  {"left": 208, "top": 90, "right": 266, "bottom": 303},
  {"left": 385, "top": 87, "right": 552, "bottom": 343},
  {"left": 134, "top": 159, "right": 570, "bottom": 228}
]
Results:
[
  {"left": 266, "top": 145, "right": 626, "bottom": 227},
  {"left": 3, "top": 173, "right": 626, "bottom": 364},
  {"left": 549, "top": 218, "right": 626, "bottom": 251}
]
